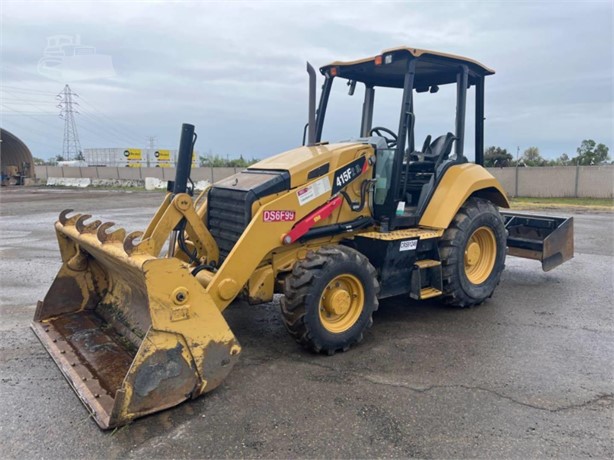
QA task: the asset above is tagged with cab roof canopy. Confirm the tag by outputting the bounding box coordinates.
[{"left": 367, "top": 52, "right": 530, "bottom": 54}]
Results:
[{"left": 320, "top": 47, "right": 495, "bottom": 89}]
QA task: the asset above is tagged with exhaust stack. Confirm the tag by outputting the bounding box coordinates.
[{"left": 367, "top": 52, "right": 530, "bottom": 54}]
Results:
[
  {"left": 306, "top": 62, "right": 316, "bottom": 146},
  {"left": 173, "top": 123, "right": 195, "bottom": 194}
]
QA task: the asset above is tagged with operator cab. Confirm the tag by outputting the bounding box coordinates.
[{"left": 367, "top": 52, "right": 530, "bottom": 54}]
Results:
[{"left": 314, "top": 47, "right": 494, "bottom": 229}]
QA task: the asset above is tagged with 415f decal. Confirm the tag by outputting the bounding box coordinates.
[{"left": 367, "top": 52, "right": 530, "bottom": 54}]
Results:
[{"left": 332, "top": 156, "right": 367, "bottom": 194}]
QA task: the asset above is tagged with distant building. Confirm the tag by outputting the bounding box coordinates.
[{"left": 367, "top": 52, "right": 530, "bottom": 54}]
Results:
[
  {"left": 83, "top": 148, "right": 198, "bottom": 167},
  {"left": 0, "top": 128, "right": 35, "bottom": 185}
]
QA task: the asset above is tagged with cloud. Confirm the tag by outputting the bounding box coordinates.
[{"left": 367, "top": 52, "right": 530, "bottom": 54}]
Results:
[{"left": 1, "top": 1, "right": 612, "bottom": 160}]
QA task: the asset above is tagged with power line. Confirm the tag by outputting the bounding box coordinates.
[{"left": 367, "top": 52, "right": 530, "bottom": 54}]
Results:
[
  {"left": 77, "top": 108, "right": 144, "bottom": 146},
  {"left": 1, "top": 89, "right": 58, "bottom": 114},
  {"left": 77, "top": 110, "right": 143, "bottom": 146},
  {"left": 1, "top": 99, "right": 130, "bottom": 156},
  {"left": 2, "top": 93, "right": 143, "bottom": 148},
  {"left": 1, "top": 108, "right": 57, "bottom": 114},
  {"left": 1, "top": 103, "right": 59, "bottom": 130},
  {"left": 0, "top": 116, "right": 62, "bottom": 152},
  {"left": 0, "top": 98, "right": 117, "bottom": 153},
  {"left": 1, "top": 95, "right": 58, "bottom": 104},
  {"left": 1, "top": 86, "right": 58, "bottom": 96},
  {"left": 77, "top": 119, "right": 136, "bottom": 146},
  {"left": 78, "top": 94, "right": 145, "bottom": 144},
  {"left": 2, "top": 85, "right": 148, "bottom": 150}
]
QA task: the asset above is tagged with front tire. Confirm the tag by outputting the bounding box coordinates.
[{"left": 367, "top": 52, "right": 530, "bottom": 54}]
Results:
[
  {"left": 280, "top": 246, "right": 379, "bottom": 355},
  {"left": 439, "top": 197, "right": 507, "bottom": 307}
]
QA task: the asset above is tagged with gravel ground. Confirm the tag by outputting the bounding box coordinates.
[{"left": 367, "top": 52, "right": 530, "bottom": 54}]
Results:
[{"left": 1, "top": 187, "right": 612, "bottom": 459}]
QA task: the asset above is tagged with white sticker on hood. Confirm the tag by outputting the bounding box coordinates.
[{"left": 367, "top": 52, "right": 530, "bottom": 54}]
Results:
[{"left": 297, "top": 176, "right": 331, "bottom": 206}]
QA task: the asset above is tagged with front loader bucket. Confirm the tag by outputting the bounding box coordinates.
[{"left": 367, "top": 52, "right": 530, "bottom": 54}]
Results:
[
  {"left": 501, "top": 212, "right": 574, "bottom": 272},
  {"left": 31, "top": 212, "right": 240, "bottom": 429}
]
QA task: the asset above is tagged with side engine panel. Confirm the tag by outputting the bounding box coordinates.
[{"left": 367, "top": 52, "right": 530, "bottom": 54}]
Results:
[{"left": 207, "top": 170, "right": 290, "bottom": 261}]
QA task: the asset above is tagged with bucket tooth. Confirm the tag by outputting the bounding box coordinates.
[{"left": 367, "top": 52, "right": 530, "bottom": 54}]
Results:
[
  {"left": 59, "top": 209, "right": 82, "bottom": 226},
  {"left": 75, "top": 214, "right": 92, "bottom": 232},
  {"left": 96, "top": 222, "right": 126, "bottom": 244},
  {"left": 76, "top": 215, "right": 102, "bottom": 234},
  {"left": 124, "top": 231, "right": 144, "bottom": 255}
]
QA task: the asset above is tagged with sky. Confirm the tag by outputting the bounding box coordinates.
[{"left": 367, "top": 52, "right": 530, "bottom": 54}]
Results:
[{"left": 1, "top": 0, "right": 612, "bottom": 161}]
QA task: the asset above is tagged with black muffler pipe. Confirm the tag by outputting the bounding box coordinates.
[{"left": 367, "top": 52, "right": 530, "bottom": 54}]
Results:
[
  {"left": 169, "top": 123, "right": 196, "bottom": 255},
  {"left": 306, "top": 62, "right": 316, "bottom": 146},
  {"left": 173, "top": 123, "right": 195, "bottom": 194}
]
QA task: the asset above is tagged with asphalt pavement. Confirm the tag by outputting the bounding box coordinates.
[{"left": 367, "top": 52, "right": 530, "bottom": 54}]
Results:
[{"left": 0, "top": 188, "right": 612, "bottom": 459}]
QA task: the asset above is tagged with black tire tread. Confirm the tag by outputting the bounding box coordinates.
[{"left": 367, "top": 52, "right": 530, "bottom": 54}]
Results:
[
  {"left": 280, "top": 245, "right": 379, "bottom": 354},
  {"left": 439, "top": 197, "right": 507, "bottom": 308}
]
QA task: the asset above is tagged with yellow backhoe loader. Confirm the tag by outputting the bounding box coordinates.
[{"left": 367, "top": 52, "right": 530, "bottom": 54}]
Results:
[{"left": 32, "top": 47, "right": 574, "bottom": 429}]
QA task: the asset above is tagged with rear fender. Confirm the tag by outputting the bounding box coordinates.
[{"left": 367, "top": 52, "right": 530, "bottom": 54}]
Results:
[{"left": 419, "top": 163, "right": 509, "bottom": 229}]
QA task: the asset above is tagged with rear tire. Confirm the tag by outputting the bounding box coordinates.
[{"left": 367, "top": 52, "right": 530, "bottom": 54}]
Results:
[
  {"left": 280, "top": 245, "right": 379, "bottom": 355},
  {"left": 439, "top": 197, "right": 507, "bottom": 307}
]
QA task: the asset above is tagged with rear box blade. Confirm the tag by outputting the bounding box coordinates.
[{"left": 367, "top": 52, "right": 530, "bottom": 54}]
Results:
[{"left": 502, "top": 212, "right": 574, "bottom": 271}]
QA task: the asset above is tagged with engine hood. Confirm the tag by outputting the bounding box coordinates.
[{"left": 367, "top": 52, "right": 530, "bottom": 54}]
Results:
[{"left": 248, "top": 142, "right": 371, "bottom": 188}]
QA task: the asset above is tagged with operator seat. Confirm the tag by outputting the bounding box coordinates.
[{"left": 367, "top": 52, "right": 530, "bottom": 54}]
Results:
[
  {"left": 405, "top": 132, "right": 456, "bottom": 174},
  {"left": 428, "top": 133, "right": 457, "bottom": 165},
  {"left": 402, "top": 132, "right": 459, "bottom": 209}
]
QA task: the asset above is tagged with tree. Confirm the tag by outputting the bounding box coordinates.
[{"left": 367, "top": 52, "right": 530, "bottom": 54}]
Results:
[
  {"left": 227, "top": 154, "right": 259, "bottom": 168},
  {"left": 521, "top": 147, "right": 545, "bottom": 166},
  {"left": 545, "top": 153, "right": 570, "bottom": 166},
  {"left": 557, "top": 153, "right": 570, "bottom": 165},
  {"left": 199, "top": 154, "right": 226, "bottom": 167},
  {"left": 484, "top": 146, "right": 513, "bottom": 167},
  {"left": 32, "top": 157, "right": 47, "bottom": 165},
  {"left": 55, "top": 155, "right": 65, "bottom": 162},
  {"left": 199, "top": 153, "right": 259, "bottom": 168},
  {"left": 573, "top": 139, "right": 610, "bottom": 165}
]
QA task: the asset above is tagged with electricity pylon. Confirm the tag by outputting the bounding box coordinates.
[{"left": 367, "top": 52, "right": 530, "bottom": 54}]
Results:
[{"left": 57, "top": 84, "right": 82, "bottom": 160}]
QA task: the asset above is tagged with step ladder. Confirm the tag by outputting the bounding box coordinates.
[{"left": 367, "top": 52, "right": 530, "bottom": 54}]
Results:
[{"left": 410, "top": 259, "right": 443, "bottom": 300}]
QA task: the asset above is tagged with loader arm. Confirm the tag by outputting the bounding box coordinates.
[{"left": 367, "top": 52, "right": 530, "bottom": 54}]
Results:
[
  {"left": 207, "top": 183, "right": 349, "bottom": 310},
  {"left": 137, "top": 191, "right": 219, "bottom": 264}
]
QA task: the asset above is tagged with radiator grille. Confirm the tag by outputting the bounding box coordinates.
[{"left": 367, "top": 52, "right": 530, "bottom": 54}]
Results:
[{"left": 207, "top": 188, "right": 251, "bottom": 261}]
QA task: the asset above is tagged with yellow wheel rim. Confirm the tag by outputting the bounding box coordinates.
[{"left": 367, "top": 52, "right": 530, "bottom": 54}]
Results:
[
  {"left": 319, "top": 274, "right": 364, "bottom": 333},
  {"left": 464, "top": 226, "right": 497, "bottom": 284}
]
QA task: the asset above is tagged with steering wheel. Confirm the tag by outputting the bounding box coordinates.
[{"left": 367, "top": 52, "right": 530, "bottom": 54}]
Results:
[{"left": 369, "top": 127, "right": 398, "bottom": 148}]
